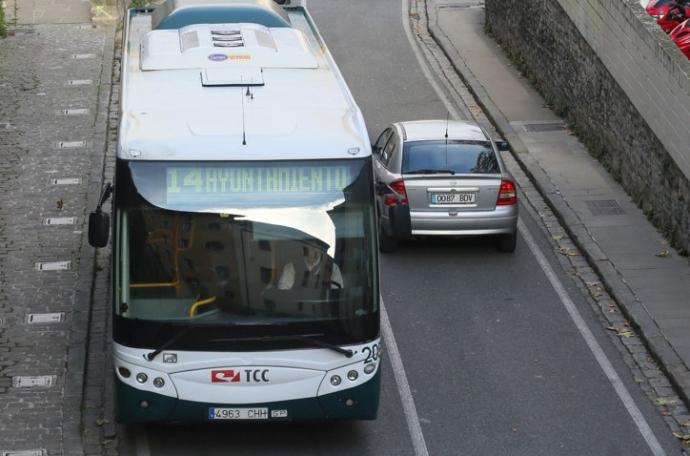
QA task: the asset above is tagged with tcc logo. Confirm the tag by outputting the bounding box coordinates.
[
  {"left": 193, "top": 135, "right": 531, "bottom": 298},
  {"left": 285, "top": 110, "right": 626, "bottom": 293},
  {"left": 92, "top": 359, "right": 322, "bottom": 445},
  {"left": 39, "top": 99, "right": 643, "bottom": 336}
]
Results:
[
  {"left": 211, "top": 369, "right": 240, "bottom": 383},
  {"left": 210, "top": 369, "right": 270, "bottom": 383}
]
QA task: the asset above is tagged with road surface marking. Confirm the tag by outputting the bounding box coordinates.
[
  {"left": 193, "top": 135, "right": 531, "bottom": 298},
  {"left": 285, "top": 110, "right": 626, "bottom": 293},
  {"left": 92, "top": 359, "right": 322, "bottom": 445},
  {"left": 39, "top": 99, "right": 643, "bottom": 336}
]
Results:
[
  {"left": 518, "top": 220, "right": 666, "bottom": 456},
  {"left": 381, "top": 300, "right": 431, "bottom": 456},
  {"left": 401, "top": 0, "right": 460, "bottom": 120}
]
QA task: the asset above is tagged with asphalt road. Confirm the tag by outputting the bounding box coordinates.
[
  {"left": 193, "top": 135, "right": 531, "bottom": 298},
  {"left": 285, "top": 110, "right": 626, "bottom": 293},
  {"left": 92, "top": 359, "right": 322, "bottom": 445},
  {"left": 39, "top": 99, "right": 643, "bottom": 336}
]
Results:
[{"left": 119, "top": 0, "right": 684, "bottom": 454}]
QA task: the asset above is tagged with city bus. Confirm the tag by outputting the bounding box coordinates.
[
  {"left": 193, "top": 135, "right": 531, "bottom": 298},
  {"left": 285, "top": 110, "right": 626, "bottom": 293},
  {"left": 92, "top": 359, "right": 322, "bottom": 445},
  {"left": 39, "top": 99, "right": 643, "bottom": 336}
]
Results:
[{"left": 88, "top": 0, "right": 381, "bottom": 423}]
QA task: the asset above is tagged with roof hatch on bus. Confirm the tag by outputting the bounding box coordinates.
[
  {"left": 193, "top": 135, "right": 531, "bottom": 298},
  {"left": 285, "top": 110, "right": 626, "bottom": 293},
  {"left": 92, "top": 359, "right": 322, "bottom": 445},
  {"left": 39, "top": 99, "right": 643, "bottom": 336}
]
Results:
[
  {"left": 151, "top": 0, "right": 290, "bottom": 30},
  {"left": 140, "top": 23, "right": 319, "bottom": 71}
]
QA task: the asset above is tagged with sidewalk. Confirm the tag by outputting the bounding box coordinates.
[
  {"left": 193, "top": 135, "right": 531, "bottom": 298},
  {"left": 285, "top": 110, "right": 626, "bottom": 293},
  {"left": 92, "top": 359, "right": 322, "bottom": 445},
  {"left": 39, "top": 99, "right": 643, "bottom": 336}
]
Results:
[
  {"left": 424, "top": 0, "right": 690, "bottom": 406},
  {"left": 0, "top": 0, "right": 116, "bottom": 454}
]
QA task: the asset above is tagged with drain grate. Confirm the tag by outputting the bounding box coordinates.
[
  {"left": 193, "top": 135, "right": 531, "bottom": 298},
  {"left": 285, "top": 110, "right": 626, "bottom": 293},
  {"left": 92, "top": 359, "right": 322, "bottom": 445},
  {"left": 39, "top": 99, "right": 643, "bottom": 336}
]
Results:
[
  {"left": 586, "top": 199, "right": 625, "bottom": 216},
  {"left": 71, "top": 53, "right": 96, "bottom": 60},
  {"left": 26, "top": 313, "right": 65, "bottom": 324},
  {"left": 35, "top": 261, "right": 71, "bottom": 271},
  {"left": 66, "top": 79, "right": 93, "bottom": 86},
  {"left": 12, "top": 375, "right": 57, "bottom": 388},
  {"left": 522, "top": 122, "right": 566, "bottom": 132},
  {"left": 59, "top": 108, "right": 89, "bottom": 116},
  {"left": 44, "top": 216, "right": 77, "bottom": 225},
  {"left": 56, "top": 141, "right": 85, "bottom": 149},
  {"left": 2, "top": 451, "right": 46, "bottom": 456},
  {"left": 50, "top": 177, "right": 81, "bottom": 185}
]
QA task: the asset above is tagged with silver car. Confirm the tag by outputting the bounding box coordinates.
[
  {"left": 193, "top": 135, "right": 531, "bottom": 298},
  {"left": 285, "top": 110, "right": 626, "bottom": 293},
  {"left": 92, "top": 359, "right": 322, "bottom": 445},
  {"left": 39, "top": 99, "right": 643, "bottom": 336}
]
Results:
[{"left": 373, "top": 120, "right": 518, "bottom": 253}]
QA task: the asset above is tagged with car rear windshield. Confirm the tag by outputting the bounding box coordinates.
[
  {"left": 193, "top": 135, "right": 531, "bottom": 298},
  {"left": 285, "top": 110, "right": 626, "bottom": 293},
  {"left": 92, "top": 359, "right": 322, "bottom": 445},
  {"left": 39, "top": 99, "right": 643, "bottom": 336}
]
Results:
[{"left": 402, "top": 140, "right": 500, "bottom": 174}]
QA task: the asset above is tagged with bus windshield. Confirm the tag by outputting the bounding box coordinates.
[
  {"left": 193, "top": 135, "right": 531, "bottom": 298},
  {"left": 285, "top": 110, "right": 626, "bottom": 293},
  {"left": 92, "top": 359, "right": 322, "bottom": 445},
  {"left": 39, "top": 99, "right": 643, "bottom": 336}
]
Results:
[{"left": 114, "top": 158, "right": 378, "bottom": 349}]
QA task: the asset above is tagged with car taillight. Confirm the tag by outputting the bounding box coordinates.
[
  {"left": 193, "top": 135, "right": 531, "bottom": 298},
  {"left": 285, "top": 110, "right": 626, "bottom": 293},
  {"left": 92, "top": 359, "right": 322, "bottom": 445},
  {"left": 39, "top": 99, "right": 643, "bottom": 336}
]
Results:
[
  {"left": 384, "top": 180, "right": 408, "bottom": 206},
  {"left": 497, "top": 180, "right": 517, "bottom": 206}
]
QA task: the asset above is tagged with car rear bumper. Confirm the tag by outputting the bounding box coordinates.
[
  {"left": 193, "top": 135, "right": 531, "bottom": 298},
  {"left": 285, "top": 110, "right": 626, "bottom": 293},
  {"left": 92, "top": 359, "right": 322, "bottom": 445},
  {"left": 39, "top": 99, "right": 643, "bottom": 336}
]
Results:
[{"left": 409, "top": 206, "right": 517, "bottom": 236}]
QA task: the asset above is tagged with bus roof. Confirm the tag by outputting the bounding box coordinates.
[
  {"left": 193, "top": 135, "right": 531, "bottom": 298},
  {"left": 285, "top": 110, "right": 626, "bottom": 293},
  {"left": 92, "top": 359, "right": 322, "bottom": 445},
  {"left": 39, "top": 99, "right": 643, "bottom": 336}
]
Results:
[{"left": 120, "top": 1, "right": 370, "bottom": 162}]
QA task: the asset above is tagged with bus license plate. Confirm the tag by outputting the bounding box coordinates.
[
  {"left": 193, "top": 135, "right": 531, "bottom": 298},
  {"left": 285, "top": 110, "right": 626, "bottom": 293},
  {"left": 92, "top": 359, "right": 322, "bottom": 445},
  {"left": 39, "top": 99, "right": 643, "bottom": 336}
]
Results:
[
  {"left": 431, "top": 193, "right": 476, "bottom": 204},
  {"left": 209, "top": 407, "right": 269, "bottom": 420}
]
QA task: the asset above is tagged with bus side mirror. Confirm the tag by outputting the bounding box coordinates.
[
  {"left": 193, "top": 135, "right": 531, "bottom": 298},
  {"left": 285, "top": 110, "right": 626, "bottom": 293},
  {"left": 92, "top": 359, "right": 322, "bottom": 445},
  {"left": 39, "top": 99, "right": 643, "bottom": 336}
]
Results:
[
  {"left": 496, "top": 140, "right": 510, "bottom": 152},
  {"left": 88, "top": 182, "right": 114, "bottom": 248},
  {"left": 89, "top": 211, "right": 110, "bottom": 248}
]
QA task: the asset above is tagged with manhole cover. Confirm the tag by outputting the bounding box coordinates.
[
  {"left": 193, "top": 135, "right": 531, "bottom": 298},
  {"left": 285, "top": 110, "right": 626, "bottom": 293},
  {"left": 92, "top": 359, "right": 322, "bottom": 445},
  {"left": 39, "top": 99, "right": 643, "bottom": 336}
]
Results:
[{"left": 586, "top": 199, "right": 625, "bottom": 216}]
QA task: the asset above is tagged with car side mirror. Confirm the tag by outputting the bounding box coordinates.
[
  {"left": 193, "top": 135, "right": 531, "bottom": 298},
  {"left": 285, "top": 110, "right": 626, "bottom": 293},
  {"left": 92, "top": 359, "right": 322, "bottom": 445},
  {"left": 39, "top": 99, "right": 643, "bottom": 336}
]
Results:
[
  {"left": 88, "top": 182, "right": 113, "bottom": 248},
  {"left": 496, "top": 140, "right": 510, "bottom": 152}
]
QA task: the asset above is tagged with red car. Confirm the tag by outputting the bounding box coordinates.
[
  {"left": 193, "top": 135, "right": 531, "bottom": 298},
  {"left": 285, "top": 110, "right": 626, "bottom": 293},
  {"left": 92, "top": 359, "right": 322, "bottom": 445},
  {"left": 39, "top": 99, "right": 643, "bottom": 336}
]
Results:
[
  {"left": 670, "top": 19, "right": 690, "bottom": 58},
  {"left": 647, "top": 0, "right": 690, "bottom": 32}
]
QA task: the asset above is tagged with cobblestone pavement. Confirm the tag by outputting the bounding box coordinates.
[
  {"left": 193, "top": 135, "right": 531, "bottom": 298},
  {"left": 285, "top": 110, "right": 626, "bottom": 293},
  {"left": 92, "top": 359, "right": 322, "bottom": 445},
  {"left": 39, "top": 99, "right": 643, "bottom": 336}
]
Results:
[{"left": 0, "top": 21, "right": 116, "bottom": 455}]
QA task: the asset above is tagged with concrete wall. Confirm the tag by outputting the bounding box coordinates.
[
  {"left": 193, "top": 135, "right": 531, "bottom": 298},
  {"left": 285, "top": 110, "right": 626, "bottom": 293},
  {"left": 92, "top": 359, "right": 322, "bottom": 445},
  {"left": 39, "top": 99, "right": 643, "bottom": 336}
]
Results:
[{"left": 485, "top": 0, "right": 690, "bottom": 253}]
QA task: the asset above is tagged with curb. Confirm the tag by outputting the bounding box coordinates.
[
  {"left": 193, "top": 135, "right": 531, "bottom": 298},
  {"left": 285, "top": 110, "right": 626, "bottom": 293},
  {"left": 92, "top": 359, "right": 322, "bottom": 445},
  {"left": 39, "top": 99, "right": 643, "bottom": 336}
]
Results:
[
  {"left": 62, "top": 16, "right": 119, "bottom": 456},
  {"left": 421, "top": 0, "right": 690, "bottom": 410}
]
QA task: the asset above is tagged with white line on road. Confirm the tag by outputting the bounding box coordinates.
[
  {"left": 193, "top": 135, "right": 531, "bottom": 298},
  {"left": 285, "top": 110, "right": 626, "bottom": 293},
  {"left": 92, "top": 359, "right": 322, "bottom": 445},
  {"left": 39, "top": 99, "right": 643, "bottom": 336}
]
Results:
[
  {"left": 381, "top": 301, "right": 431, "bottom": 456},
  {"left": 401, "top": 0, "right": 460, "bottom": 120},
  {"left": 518, "top": 220, "right": 667, "bottom": 456}
]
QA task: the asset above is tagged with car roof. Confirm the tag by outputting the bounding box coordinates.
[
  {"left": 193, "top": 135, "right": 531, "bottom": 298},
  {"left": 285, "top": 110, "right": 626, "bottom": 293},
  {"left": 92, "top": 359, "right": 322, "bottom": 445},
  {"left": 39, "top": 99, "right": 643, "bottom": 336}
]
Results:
[{"left": 397, "top": 120, "right": 488, "bottom": 142}]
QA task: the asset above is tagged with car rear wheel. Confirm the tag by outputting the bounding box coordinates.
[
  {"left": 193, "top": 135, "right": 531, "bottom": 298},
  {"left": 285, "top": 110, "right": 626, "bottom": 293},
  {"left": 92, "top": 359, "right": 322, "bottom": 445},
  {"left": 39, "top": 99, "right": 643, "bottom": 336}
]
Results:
[
  {"left": 496, "top": 231, "right": 517, "bottom": 253},
  {"left": 378, "top": 221, "right": 398, "bottom": 253}
]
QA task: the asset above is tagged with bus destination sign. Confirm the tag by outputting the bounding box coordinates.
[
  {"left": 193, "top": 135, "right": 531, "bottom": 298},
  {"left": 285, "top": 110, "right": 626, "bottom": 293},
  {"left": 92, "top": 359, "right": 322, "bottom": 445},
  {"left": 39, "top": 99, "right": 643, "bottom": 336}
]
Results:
[{"left": 166, "top": 165, "right": 352, "bottom": 201}]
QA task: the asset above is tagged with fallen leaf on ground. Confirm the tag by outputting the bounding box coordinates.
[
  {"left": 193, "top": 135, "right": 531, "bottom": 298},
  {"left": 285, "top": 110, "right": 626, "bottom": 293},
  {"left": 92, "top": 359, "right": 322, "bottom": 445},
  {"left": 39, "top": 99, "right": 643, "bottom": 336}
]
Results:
[
  {"left": 655, "top": 397, "right": 678, "bottom": 406},
  {"left": 673, "top": 432, "right": 690, "bottom": 441},
  {"left": 655, "top": 250, "right": 670, "bottom": 257},
  {"left": 552, "top": 235, "right": 564, "bottom": 241},
  {"left": 558, "top": 247, "right": 579, "bottom": 256}
]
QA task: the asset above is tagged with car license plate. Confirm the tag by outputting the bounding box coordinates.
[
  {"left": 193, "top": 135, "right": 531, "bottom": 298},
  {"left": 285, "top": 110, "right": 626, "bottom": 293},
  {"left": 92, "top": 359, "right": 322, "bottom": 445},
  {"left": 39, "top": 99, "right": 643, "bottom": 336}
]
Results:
[
  {"left": 208, "top": 407, "right": 269, "bottom": 420},
  {"left": 431, "top": 193, "right": 476, "bottom": 204}
]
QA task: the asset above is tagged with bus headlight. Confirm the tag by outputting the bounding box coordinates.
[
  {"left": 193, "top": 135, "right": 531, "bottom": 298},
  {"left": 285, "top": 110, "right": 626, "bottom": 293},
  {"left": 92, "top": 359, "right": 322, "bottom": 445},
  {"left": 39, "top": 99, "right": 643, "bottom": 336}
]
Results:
[
  {"left": 364, "top": 363, "right": 376, "bottom": 374},
  {"left": 347, "top": 370, "right": 359, "bottom": 381},
  {"left": 117, "top": 366, "right": 131, "bottom": 378},
  {"left": 136, "top": 372, "right": 148, "bottom": 384},
  {"left": 153, "top": 377, "right": 165, "bottom": 388},
  {"left": 330, "top": 375, "right": 342, "bottom": 386}
]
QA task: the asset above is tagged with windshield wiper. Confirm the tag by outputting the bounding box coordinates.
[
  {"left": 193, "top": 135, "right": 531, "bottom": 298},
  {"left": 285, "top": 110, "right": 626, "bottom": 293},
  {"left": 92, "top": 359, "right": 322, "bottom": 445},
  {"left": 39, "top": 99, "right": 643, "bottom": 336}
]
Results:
[
  {"left": 404, "top": 168, "right": 456, "bottom": 175},
  {"left": 146, "top": 325, "right": 196, "bottom": 361},
  {"left": 210, "top": 333, "right": 354, "bottom": 358}
]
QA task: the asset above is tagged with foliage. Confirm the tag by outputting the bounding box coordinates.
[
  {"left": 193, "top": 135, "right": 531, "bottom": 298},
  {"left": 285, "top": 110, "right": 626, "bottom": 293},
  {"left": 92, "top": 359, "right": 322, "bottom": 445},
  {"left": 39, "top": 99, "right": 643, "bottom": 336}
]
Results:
[
  {"left": 0, "top": 4, "right": 7, "bottom": 39},
  {"left": 129, "top": 0, "right": 149, "bottom": 8}
]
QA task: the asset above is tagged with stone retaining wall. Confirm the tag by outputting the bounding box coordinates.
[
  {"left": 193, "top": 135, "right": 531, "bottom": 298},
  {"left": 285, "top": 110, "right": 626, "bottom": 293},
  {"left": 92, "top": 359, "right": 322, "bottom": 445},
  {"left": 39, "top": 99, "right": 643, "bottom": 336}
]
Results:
[{"left": 485, "top": 0, "right": 690, "bottom": 253}]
